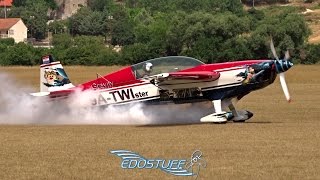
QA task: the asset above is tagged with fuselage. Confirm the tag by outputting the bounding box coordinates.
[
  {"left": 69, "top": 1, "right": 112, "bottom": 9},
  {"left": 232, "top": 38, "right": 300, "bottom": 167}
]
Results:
[{"left": 55, "top": 58, "right": 278, "bottom": 107}]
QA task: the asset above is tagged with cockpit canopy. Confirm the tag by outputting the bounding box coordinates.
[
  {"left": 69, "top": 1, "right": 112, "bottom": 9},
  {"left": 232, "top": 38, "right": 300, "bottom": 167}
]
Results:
[{"left": 131, "top": 56, "right": 204, "bottom": 79}]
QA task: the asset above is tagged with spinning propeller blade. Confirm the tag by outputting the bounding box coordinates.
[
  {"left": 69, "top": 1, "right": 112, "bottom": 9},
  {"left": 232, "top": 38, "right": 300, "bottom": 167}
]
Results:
[
  {"left": 284, "top": 50, "right": 290, "bottom": 61},
  {"left": 279, "top": 73, "right": 291, "bottom": 102},
  {"left": 270, "top": 38, "right": 279, "bottom": 61},
  {"left": 270, "top": 38, "right": 292, "bottom": 103}
]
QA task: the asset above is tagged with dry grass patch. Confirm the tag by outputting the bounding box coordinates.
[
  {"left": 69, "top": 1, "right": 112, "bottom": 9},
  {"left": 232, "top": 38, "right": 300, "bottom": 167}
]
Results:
[{"left": 0, "top": 65, "right": 319, "bottom": 179}]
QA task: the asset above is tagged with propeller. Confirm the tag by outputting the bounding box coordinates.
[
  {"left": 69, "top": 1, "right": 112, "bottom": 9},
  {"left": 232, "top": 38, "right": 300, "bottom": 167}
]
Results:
[
  {"left": 270, "top": 38, "right": 279, "bottom": 61},
  {"left": 270, "top": 38, "right": 293, "bottom": 103},
  {"left": 279, "top": 73, "right": 291, "bottom": 102}
]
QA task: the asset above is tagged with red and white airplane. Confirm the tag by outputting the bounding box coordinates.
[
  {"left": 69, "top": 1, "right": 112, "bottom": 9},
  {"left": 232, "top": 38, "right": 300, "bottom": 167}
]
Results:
[{"left": 31, "top": 40, "right": 293, "bottom": 123}]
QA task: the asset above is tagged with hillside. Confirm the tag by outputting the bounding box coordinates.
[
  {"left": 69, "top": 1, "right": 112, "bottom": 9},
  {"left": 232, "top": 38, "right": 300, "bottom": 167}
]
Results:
[
  {"left": 55, "top": 0, "right": 320, "bottom": 44},
  {"left": 251, "top": 1, "right": 320, "bottom": 43},
  {"left": 304, "top": 8, "right": 320, "bottom": 43},
  {"left": 286, "top": 1, "right": 320, "bottom": 44}
]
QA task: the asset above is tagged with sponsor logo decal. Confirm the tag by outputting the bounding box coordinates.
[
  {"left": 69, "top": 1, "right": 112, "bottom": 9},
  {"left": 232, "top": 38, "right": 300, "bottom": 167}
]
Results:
[{"left": 91, "top": 82, "right": 113, "bottom": 89}]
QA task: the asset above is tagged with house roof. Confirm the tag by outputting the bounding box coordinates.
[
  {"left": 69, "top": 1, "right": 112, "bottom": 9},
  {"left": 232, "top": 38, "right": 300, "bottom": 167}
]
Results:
[
  {"left": 0, "top": 0, "right": 13, "bottom": 7},
  {"left": 0, "top": 18, "right": 21, "bottom": 30}
]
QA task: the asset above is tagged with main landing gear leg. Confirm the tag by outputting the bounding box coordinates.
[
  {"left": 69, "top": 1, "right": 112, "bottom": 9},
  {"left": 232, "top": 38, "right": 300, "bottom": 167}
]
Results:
[
  {"left": 228, "top": 103, "right": 253, "bottom": 123},
  {"left": 200, "top": 100, "right": 227, "bottom": 123}
]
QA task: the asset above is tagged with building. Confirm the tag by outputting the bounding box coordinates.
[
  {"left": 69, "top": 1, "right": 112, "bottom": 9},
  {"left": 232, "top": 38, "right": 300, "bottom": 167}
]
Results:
[
  {"left": 0, "top": 18, "right": 28, "bottom": 43},
  {"left": 0, "top": 0, "right": 12, "bottom": 8}
]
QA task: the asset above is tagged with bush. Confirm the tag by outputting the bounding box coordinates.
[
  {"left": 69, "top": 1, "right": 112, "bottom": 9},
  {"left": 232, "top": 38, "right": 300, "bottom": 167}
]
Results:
[
  {"left": 52, "top": 33, "right": 73, "bottom": 49},
  {"left": 120, "top": 43, "right": 158, "bottom": 64},
  {"left": 94, "top": 48, "right": 119, "bottom": 65},
  {"left": 302, "top": 44, "right": 320, "bottom": 64},
  {"left": 1, "top": 43, "right": 35, "bottom": 65},
  {"left": 0, "top": 38, "right": 15, "bottom": 46}
]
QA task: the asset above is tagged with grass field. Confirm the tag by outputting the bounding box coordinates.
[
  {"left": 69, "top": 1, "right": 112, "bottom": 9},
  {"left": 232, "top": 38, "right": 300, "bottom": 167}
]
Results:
[{"left": 0, "top": 65, "right": 319, "bottom": 179}]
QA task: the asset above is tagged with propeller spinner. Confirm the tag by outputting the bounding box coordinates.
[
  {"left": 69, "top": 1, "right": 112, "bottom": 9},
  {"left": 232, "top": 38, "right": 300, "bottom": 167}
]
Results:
[{"left": 270, "top": 38, "right": 293, "bottom": 102}]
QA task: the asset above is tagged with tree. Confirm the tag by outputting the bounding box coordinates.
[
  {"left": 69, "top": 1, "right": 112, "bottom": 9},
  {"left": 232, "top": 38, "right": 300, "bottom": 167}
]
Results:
[
  {"left": 94, "top": 48, "right": 119, "bottom": 65},
  {"left": 121, "top": 43, "right": 156, "bottom": 64},
  {"left": 166, "top": 11, "right": 251, "bottom": 59},
  {"left": 69, "top": 7, "right": 107, "bottom": 36},
  {"left": 48, "top": 20, "right": 67, "bottom": 34},
  {"left": 13, "top": 0, "right": 57, "bottom": 9},
  {"left": 9, "top": 0, "right": 49, "bottom": 40},
  {"left": 110, "top": 7, "right": 135, "bottom": 45},
  {"left": 134, "top": 12, "right": 169, "bottom": 55},
  {"left": 87, "top": 0, "right": 114, "bottom": 12},
  {"left": 174, "top": 0, "right": 208, "bottom": 12},
  {"left": 252, "top": 11, "right": 310, "bottom": 59},
  {"left": 63, "top": 36, "right": 106, "bottom": 65},
  {"left": 52, "top": 33, "right": 73, "bottom": 49},
  {"left": 138, "top": 0, "right": 173, "bottom": 12}
]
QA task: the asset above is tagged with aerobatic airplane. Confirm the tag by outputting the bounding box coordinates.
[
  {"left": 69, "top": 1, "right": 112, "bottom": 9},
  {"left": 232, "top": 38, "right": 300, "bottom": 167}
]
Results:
[{"left": 31, "top": 40, "right": 293, "bottom": 123}]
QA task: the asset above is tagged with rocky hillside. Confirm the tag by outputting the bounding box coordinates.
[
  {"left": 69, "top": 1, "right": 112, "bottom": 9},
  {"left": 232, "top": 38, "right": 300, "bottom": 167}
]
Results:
[{"left": 54, "top": 0, "right": 87, "bottom": 19}]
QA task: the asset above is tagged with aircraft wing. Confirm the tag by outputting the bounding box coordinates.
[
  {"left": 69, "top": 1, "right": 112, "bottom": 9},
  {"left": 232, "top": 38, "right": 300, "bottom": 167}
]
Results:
[{"left": 154, "top": 71, "right": 220, "bottom": 82}]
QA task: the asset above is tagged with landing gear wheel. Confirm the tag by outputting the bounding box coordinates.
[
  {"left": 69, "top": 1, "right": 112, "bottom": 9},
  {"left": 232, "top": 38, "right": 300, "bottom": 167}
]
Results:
[
  {"left": 232, "top": 111, "right": 253, "bottom": 123},
  {"left": 233, "top": 120, "right": 246, "bottom": 123},
  {"left": 213, "top": 121, "right": 227, "bottom": 124}
]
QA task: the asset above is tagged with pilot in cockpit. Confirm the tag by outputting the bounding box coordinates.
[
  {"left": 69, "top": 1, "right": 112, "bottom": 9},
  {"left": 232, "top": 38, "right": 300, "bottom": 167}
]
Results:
[{"left": 141, "top": 62, "right": 153, "bottom": 78}]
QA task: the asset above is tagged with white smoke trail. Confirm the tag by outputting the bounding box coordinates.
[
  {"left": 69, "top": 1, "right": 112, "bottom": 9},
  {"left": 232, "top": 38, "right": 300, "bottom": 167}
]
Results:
[{"left": 0, "top": 73, "right": 212, "bottom": 125}]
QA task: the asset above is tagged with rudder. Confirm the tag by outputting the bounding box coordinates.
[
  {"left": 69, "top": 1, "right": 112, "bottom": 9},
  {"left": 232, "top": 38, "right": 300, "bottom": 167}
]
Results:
[{"left": 40, "top": 55, "right": 74, "bottom": 92}]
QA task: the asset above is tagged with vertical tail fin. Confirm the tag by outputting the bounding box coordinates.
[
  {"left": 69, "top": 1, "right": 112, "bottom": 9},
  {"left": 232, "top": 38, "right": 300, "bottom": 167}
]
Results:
[{"left": 40, "top": 55, "right": 74, "bottom": 92}]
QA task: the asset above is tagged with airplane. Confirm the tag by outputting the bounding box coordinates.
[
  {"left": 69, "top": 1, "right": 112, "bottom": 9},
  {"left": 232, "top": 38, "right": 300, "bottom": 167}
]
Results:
[{"left": 31, "top": 39, "right": 293, "bottom": 123}]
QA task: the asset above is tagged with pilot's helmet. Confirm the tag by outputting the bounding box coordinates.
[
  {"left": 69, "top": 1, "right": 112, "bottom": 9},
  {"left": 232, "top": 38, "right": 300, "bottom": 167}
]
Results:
[{"left": 144, "top": 62, "right": 153, "bottom": 72}]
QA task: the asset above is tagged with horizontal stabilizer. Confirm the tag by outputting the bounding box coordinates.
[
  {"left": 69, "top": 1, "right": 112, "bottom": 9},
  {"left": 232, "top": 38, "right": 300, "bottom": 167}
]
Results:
[{"left": 30, "top": 92, "right": 50, "bottom": 97}]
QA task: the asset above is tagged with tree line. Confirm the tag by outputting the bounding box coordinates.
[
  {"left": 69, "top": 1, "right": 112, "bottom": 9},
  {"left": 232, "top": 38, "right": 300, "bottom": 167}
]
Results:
[{"left": 0, "top": 0, "right": 319, "bottom": 65}]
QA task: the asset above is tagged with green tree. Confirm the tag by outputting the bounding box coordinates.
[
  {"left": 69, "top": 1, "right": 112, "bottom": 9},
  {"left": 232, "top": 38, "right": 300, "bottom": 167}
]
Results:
[
  {"left": 111, "top": 7, "right": 135, "bottom": 45},
  {"left": 87, "top": 0, "right": 114, "bottom": 12},
  {"left": 121, "top": 43, "right": 156, "bottom": 64},
  {"left": 52, "top": 33, "right": 73, "bottom": 49},
  {"left": 69, "top": 7, "right": 107, "bottom": 36},
  {"left": 134, "top": 12, "right": 169, "bottom": 56},
  {"left": 216, "top": 0, "right": 245, "bottom": 14},
  {"left": 13, "top": 0, "right": 57, "bottom": 9},
  {"left": 252, "top": 11, "right": 310, "bottom": 59},
  {"left": 138, "top": 0, "right": 173, "bottom": 12},
  {"left": 63, "top": 36, "right": 106, "bottom": 65},
  {"left": 167, "top": 11, "right": 251, "bottom": 59},
  {"left": 48, "top": 20, "right": 67, "bottom": 34},
  {"left": 9, "top": 0, "right": 49, "bottom": 40},
  {"left": 94, "top": 48, "right": 119, "bottom": 65}
]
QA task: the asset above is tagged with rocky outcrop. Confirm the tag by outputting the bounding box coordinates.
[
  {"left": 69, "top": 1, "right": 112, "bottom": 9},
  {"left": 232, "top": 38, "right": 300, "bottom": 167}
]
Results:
[{"left": 54, "top": 0, "right": 87, "bottom": 19}]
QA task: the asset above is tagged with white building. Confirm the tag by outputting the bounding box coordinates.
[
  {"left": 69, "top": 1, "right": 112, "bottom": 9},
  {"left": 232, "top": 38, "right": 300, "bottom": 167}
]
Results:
[{"left": 0, "top": 18, "right": 28, "bottom": 43}]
